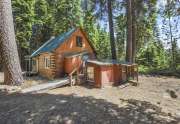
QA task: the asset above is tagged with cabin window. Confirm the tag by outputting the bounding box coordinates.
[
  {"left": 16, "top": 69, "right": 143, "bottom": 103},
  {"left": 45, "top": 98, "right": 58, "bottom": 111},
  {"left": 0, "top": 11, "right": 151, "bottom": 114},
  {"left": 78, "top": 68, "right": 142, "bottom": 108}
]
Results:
[
  {"left": 32, "top": 60, "right": 36, "bottom": 65},
  {"left": 44, "top": 57, "right": 51, "bottom": 69},
  {"left": 76, "top": 36, "right": 83, "bottom": 47},
  {"left": 87, "top": 67, "right": 94, "bottom": 81},
  {"left": 82, "top": 54, "right": 89, "bottom": 61}
]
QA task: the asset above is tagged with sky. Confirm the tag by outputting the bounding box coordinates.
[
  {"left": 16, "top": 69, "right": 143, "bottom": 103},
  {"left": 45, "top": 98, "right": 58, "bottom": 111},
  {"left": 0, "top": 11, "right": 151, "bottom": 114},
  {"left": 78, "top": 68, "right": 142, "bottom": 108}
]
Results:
[
  {"left": 99, "top": 0, "right": 180, "bottom": 48},
  {"left": 156, "top": 0, "right": 180, "bottom": 48}
]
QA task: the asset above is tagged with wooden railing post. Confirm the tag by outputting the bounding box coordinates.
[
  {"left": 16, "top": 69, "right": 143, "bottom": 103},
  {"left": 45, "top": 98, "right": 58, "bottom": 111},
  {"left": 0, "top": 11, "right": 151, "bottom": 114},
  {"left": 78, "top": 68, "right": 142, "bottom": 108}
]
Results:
[
  {"left": 68, "top": 64, "right": 82, "bottom": 86},
  {"left": 69, "top": 75, "right": 72, "bottom": 86}
]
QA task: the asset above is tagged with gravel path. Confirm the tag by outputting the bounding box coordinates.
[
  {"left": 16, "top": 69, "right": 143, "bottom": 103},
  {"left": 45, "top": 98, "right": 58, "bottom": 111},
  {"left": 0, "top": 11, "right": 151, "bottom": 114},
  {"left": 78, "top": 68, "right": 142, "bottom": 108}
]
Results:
[{"left": 0, "top": 74, "right": 180, "bottom": 124}]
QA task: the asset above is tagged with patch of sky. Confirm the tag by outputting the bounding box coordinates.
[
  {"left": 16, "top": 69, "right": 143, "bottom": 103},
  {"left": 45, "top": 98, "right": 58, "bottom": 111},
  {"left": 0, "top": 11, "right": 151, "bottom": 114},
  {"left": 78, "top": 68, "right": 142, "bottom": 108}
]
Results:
[{"left": 96, "top": 0, "right": 180, "bottom": 47}]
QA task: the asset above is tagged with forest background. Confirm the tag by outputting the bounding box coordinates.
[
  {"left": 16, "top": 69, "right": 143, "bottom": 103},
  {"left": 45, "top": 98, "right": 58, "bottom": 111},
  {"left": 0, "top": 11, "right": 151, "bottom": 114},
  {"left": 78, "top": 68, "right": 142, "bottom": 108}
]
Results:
[{"left": 1, "top": 0, "right": 180, "bottom": 76}]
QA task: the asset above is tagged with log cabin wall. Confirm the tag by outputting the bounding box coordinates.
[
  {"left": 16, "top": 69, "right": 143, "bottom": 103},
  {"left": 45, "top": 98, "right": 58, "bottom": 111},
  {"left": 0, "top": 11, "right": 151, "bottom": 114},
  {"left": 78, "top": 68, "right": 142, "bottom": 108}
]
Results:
[
  {"left": 64, "top": 55, "right": 83, "bottom": 74},
  {"left": 31, "top": 28, "right": 96, "bottom": 79},
  {"left": 36, "top": 52, "right": 56, "bottom": 79},
  {"left": 54, "top": 28, "right": 96, "bottom": 76},
  {"left": 55, "top": 28, "right": 94, "bottom": 55},
  {"left": 54, "top": 53, "right": 64, "bottom": 77}
]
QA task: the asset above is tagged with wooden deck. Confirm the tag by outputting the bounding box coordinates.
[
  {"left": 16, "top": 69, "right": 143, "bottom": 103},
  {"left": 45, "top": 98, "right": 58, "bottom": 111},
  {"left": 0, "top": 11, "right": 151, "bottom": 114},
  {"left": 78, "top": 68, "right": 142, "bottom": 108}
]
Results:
[{"left": 21, "top": 78, "right": 74, "bottom": 93}]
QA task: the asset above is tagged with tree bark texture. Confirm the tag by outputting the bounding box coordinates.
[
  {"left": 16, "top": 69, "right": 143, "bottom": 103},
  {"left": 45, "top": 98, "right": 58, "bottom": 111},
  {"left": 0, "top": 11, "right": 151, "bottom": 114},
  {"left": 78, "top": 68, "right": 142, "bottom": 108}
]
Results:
[
  {"left": 107, "top": 0, "right": 117, "bottom": 60},
  {"left": 84, "top": 0, "right": 88, "bottom": 11},
  {"left": 168, "top": 15, "right": 176, "bottom": 69},
  {"left": 126, "top": 0, "right": 133, "bottom": 63},
  {"left": 132, "top": 0, "right": 136, "bottom": 63},
  {"left": 0, "top": 52, "right": 2, "bottom": 71},
  {"left": 0, "top": 0, "right": 24, "bottom": 85}
]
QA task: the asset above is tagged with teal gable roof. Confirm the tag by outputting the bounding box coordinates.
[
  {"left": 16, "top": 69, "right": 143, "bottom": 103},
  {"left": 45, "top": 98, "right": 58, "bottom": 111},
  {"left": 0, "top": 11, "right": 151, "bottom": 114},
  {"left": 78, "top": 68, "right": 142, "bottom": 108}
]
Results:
[{"left": 31, "top": 28, "right": 76, "bottom": 57}]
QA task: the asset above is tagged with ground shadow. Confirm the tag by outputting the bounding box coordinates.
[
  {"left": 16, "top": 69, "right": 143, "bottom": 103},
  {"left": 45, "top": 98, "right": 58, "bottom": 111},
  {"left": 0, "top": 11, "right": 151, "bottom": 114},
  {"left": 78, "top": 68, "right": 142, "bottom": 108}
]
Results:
[
  {"left": 80, "top": 82, "right": 97, "bottom": 89},
  {"left": 0, "top": 91, "right": 179, "bottom": 124}
]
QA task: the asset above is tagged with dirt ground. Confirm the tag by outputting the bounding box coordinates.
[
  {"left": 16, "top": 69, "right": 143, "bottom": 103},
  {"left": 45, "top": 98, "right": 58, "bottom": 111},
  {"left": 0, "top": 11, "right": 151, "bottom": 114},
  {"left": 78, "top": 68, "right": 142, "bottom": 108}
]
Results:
[
  {"left": 0, "top": 73, "right": 180, "bottom": 124},
  {"left": 0, "top": 73, "right": 49, "bottom": 88}
]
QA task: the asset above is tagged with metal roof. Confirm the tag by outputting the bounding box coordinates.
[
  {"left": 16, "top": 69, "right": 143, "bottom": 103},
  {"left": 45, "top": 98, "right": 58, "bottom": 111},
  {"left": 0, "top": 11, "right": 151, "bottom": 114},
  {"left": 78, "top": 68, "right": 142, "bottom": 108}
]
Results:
[
  {"left": 86, "top": 59, "right": 132, "bottom": 65},
  {"left": 31, "top": 28, "right": 76, "bottom": 57}
]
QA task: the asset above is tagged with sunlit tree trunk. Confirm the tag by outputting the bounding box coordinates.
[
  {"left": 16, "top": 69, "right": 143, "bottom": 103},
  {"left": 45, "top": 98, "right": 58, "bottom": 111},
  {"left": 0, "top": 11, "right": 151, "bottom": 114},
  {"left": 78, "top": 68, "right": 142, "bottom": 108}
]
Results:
[
  {"left": 168, "top": 15, "right": 176, "bottom": 70},
  {"left": 132, "top": 0, "right": 136, "bottom": 63},
  {"left": 126, "top": 0, "right": 133, "bottom": 62},
  {"left": 0, "top": 0, "right": 24, "bottom": 85},
  {"left": 107, "top": 0, "right": 117, "bottom": 60}
]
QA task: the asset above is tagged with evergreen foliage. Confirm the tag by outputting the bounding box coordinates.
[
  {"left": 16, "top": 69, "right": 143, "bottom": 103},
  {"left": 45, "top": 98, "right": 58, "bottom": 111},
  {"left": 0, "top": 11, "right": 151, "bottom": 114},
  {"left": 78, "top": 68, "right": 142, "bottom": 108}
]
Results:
[{"left": 10, "top": 0, "right": 180, "bottom": 75}]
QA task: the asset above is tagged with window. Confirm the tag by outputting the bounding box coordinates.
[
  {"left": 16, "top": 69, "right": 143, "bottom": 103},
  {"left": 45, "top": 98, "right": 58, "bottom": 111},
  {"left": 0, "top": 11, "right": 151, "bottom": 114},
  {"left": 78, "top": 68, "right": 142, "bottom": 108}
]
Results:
[
  {"left": 87, "top": 67, "right": 94, "bottom": 81},
  {"left": 32, "top": 60, "right": 36, "bottom": 65},
  {"left": 82, "top": 54, "right": 89, "bottom": 61},
  {"left": 44, "top": 57, "right": 51, "bottom": 69},
  {"left": 76, "top": 36, "right": 83, "bottom": 47}
]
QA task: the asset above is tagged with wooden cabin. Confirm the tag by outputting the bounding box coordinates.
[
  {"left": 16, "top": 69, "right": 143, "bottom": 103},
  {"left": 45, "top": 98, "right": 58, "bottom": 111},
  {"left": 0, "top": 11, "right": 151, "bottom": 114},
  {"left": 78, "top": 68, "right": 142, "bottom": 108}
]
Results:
[
  {"left": 30, "top": 28, "right": 138, "bottom": 88},
  {"left": 31, "top": 28, "right": 96, "bottom": 79},
  {"left": 86, "top": 60, "right": 138, "bottom": 88}
]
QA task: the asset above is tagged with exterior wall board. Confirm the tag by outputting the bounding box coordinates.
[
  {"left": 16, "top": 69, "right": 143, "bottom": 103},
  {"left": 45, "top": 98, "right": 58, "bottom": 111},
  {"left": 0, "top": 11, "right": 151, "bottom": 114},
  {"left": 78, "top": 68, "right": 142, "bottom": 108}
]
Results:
[
  {"left": 54, "top": 28, "right": 95, "bottom": 76},
  {"left": 64, "top": 56, "right": 82, "bottom": 74},
  {"left": 86, "top": 62, "right": 127, "bottom": 88},
  {"left": 32, "top": 28, "right": 95, "bottom": 79},
  {"left": 33, "top": 53, "right": 55, "bottom": 79}
]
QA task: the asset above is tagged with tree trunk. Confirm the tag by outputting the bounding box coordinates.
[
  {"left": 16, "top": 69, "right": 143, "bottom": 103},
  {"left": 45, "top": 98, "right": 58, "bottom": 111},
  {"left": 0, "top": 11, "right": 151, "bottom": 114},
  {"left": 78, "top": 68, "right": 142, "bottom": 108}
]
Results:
[
  {"left": 166, "top": 8, "right": 176, "bottom": 70},
  {"left": 0, "top": 52, "right": 2, "bottom": 71},
  {"left": 107, "top": 0, "right": 117, "bottom": 60},
  {"left": 166, "top": 0, "right": 176, "bottom": 70},
  {"left": 126, "top": 0, "right": 133, "bottom": 63},
  {"left": 168, "top": 15, "right": 176, "bottom": 70},
  {"left": 84, "top": 0, "right": 88, "bottom": 11},
  {"left": 132, "top": 0, "right": 136, "bottom": 63},
  {"left": 0, "top": 0, "right": 24, "bottom": 85}
]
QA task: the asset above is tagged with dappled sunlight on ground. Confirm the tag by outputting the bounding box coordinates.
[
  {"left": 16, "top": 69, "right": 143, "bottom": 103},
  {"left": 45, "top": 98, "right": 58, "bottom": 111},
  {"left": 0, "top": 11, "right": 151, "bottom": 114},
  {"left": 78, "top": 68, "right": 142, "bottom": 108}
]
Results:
[
  {"left": 0, "top": 91, "right": 179, "bottom": 124},
  {"left": 0, "top": 73, "right": 180, "bottom": 124},
  {"left": 48, "top": 75, "right": 180, "bottom": 118}
]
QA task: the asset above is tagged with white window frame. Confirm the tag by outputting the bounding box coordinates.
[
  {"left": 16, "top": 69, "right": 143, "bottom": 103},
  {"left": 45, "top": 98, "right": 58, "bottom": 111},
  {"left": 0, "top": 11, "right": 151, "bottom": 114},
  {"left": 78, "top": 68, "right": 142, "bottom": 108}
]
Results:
[{"left": 44, "top": 57, "right": 51, "bottom": 69}]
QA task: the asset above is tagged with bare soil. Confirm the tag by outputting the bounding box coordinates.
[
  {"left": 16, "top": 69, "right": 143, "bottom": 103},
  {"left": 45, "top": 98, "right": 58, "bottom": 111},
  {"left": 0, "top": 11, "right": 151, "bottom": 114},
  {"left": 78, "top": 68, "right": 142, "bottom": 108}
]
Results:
[{"left": 0, "top": 73, "right": 180, "bottom": 124}]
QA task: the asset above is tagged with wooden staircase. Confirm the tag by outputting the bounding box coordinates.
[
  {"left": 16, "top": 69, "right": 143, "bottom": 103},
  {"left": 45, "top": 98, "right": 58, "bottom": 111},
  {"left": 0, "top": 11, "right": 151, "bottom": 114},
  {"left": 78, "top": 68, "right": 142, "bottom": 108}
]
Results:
[
  {"left": 21, "top": 63, "right": 86, "bottom": 93},
  {"left": 68, "top": 63, "right": 86, "bottom": 86}
]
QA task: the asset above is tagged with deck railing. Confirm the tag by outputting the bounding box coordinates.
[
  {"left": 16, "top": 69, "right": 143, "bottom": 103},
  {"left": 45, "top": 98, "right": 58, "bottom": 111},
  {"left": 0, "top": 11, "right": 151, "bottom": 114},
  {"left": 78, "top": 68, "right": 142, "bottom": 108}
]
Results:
[
  {"left": 68, "top": 65, "right": 81, "bottom": 86},
  {"left": 125, "top": 64, "right": 138, "bottom": 82}
]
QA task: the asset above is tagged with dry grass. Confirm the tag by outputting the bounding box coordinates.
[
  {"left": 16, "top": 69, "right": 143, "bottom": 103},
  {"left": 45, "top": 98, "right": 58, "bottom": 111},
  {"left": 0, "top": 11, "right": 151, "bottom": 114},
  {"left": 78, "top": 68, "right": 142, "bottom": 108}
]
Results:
[
  {"left": 0, "top": 72, "right": 49, "bottom": 89},
  {"left": 21, "top": 76, "right": 49, "bottom": 89}
]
